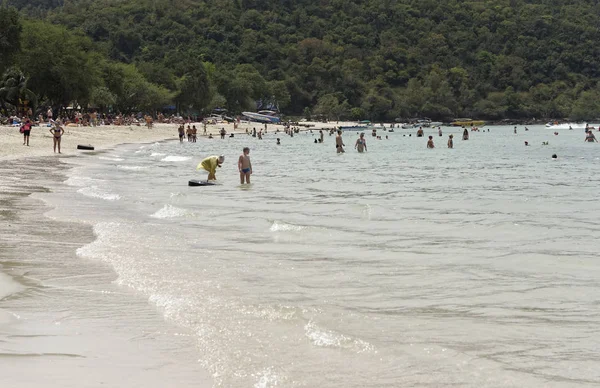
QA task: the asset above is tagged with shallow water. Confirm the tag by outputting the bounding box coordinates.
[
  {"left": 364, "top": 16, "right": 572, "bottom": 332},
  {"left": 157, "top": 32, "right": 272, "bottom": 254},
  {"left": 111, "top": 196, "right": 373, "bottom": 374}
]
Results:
[{"left": 40, "top": 125, "right": 600, "bottom": 387}]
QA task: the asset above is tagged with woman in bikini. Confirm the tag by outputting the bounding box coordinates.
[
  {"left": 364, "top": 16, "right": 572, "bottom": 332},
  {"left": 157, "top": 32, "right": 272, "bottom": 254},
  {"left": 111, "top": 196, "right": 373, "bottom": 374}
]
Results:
[
  {"left": 355, "top": 133, "right": 367, "bottom": 153},
  {"left": 50, "top": 121, "right": 65, "bottom": 153}
]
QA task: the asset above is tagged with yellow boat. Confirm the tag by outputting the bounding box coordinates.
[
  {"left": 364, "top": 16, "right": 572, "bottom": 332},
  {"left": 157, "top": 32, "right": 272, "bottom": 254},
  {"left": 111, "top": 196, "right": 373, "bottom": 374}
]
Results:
[{"left": 451, "top": 119, "right": 485, "bottom": 127}]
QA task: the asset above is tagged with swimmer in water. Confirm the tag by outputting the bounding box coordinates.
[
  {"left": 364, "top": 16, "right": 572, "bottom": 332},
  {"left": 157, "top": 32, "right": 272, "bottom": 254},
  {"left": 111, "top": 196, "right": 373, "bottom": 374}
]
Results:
[
  {"left": 336, "top": 130, "right": 345, "bottom": 153},
  {"left": 585, "top": 131, "right": 598, "bottom": 142},
  {"left": 277, "top": 138, "right": 281, "bottom": 145},
  {"left": 447, "top": 134, "right": 453, "bottom": 149},
  {"left": 427, "top": 135, "right": 435, "bottom": 148},
  {"left": 462, "top": 128, "right": 469, "bottom": 140},
  {"left": 198, "top": 155, "right": 224, "bottom": 181},
  {"left": 238, "top": 147, "right": 252, "bottom": 184},
  {"left": 355, "top": 133, "right": 367, "bottom": 152}
]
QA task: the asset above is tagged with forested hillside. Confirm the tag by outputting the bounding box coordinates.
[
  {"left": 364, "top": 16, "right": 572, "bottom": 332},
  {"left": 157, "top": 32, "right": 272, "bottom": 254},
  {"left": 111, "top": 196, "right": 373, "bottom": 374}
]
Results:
[{"left": 3, "top": 0, "right": 600, "bottom": 120}]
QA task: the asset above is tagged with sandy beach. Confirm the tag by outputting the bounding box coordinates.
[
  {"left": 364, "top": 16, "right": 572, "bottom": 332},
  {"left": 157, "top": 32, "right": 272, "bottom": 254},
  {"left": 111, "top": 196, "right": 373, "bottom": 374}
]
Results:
[{"left": 0, "top": 119, "right": 364, "bottom": 161}]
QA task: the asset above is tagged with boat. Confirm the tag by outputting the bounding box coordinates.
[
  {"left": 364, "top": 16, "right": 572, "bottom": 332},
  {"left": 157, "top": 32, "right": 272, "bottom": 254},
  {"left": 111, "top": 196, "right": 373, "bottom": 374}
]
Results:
[
  {"left": 545, "top": 122, "right": 587, "bottom": 130},
  {"left": 242, "top": 110, "right": 281, "bottom": 124},
  {"left": 451, "top": 119, "right": 485, "bottom": 127},
  {"left": 430, "top": 121, "right": 443, "bottom": 127}
]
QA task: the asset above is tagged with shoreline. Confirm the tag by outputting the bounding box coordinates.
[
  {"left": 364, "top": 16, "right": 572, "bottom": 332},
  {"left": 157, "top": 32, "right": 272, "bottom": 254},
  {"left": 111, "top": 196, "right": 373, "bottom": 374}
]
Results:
[{"left": 0, "top": 155, "right": 212, "bottom": 387}]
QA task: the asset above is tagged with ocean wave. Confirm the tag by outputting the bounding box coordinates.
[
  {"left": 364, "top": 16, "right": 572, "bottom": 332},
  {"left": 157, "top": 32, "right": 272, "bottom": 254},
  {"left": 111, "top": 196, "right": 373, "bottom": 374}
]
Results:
[
  {"left": 269, "top": 221, "right": 307, "bottom": 232},
  {"left": 64, "top": 176, "right": 101, "bottom": 187},
  {"left": 304, "top": 321, "right": 374, "bottom": 353},
  {"left": 77, "top": 186, "right": 121, "bottom": 201},
  {"left": 98, "top": 156, "right": 124, "bottom": 161},
  {"left": 161, "top": 155, "right": 191, "bottom": 162},
  {"left": 151, "top": 152, "right": 166, "bottom": 157},
  {"left": 150, "top": 204, "right": 190, "bottom": 219},
  {"left": 117, "top": 165, "right": 148, "bottom": 171}
]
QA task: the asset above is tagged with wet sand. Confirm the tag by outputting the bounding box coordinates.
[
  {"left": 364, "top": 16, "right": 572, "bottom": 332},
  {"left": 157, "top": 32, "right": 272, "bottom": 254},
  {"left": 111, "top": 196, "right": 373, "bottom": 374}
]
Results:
[{"left": 0, "top": 158, "right": 211, "bottom": 387}]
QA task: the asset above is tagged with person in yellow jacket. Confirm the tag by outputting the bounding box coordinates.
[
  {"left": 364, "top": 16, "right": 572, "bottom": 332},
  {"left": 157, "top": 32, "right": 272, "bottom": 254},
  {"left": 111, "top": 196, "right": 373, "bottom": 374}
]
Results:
[{"left": 197, "top": 155, "right": 225, "bottom": 181}]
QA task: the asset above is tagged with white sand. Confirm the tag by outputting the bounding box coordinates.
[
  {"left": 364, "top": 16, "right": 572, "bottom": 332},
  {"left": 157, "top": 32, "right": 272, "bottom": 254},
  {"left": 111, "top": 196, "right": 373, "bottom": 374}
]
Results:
[{"left": 0, "top": 120, "right": 361, "bottom": 160}]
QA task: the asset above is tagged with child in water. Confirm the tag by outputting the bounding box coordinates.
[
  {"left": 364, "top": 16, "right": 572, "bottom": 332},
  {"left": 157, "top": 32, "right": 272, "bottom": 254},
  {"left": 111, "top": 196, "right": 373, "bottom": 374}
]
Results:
[
  {"left": 447, "top": 134, "right": 453, "bottom": 148},
  {"left": 427, "top": 135, "right": 435, "bottom": 148},
  {"left": 238, "top": 147, "right": 252, "bottom": 184}
]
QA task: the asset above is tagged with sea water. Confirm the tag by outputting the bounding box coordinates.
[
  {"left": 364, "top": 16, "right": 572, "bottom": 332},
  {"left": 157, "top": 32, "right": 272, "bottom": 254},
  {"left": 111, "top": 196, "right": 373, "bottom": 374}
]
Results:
[{"left": 41, "top": 126, "right": 600, "bottom": 387}]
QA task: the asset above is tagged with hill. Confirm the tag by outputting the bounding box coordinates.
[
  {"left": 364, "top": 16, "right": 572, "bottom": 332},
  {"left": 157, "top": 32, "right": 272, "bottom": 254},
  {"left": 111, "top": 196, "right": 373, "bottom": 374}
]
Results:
[{"left": 4, "top": 0, "right": 600, "bottom": 120}]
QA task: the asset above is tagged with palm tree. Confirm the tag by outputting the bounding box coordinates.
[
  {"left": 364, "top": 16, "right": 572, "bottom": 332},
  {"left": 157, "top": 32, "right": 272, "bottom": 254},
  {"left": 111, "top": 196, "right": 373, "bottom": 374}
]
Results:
[{"left": 0, "top": 67, "right": 37, "bottom": 114}]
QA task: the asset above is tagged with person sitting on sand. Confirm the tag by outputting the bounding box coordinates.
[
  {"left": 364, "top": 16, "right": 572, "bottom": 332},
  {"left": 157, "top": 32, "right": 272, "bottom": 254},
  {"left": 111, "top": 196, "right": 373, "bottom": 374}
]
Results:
[
  {"left": 238, "top": 147, "right": 252, "bottom": 184},
  {"left": 448, "top": 134, "right": 454, "bottom": 148},
  {"left": 427, "top": 135, "right": 435, "bottom": 148},
  {"left": 355, "top": 133, "right": 367, "bottom": 153},
  {"left": 198, "top": 155, "right": 224, "bottom": 181},
  {"left": 336, "top": 130, "right": 345, "bottom": 153},
  {"left": 49, "top": 121, "right": 64, "bottom": 153}
]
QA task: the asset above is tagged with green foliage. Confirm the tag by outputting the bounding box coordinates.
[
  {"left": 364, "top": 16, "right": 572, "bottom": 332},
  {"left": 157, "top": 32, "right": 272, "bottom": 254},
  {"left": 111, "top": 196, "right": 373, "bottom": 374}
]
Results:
[
  {"left": 0, "top": 67, "right": 37, "bottom": 108},
  {"left": 0, "top": 5, "right": 22, "bottom": 74},
  {"left": 6, "top": 0, "right": 600, "bottom": 119}
]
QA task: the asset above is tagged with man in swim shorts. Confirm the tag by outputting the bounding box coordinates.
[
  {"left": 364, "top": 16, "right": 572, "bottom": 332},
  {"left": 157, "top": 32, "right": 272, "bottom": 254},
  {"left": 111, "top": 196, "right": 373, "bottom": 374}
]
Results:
[
  {"left": 238, "top": 147, "right": 252, "bottom": 184},
  {"left": 198, "top": 155, "right": 225, "bottom": 181}
]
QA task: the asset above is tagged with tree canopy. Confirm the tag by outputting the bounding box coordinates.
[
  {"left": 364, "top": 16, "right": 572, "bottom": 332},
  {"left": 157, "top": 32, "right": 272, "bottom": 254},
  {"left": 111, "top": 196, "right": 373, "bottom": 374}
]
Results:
[{"left": 4, "top": 0, "right": 600, "bottom": 120}]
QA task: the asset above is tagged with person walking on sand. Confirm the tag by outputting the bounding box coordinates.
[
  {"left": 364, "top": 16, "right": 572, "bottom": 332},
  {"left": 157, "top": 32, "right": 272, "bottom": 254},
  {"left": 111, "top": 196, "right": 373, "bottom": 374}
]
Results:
[
  {"left": 336, "top": 130, "right": 345, "bottom": 153},
  {"left": 238, "top": 147, "right": 253, "bottom": 184},
  {"left": 448, "top": 134, "right": 454, "bottom": 149},
  {"left": 21, "top": 119, "right": 32, "bottom": 146},
  {"left": 49, "top": 121, "right": 64, "bottom": 153},
  {"left": 198, "top": 155, "right": 225, "bottom": 181},
  {"left": 427, "top": 135, "right": 435, "bottom": 148},
  {"left": 355, "top": 133, "right": 367, "bottom": 153}
]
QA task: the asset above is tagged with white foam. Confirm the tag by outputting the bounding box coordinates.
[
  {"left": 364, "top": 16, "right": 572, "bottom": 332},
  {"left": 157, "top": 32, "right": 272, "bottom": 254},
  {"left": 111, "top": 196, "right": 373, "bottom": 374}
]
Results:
[
  {"left": 65, "top": 176, "right": 101, "bottom": 187},
  {"left": 161, "top": 155, "right": 191, "bottom": 162},
  {"left": 117, "top": 165, "right": 148, "bottom": 171},
  {"left": 77, "top": 186, "right": 121, "bottom": 201},
  {"left": 150, "top": 204, "right": 190, "bottom": 219},
  {"left": 270, "top": 221, "right": 306, "bottom": 232},
  {"left": 253, "top": 367, "right": 280, "bottom": 388},
  {"left": 151, "top": 152, "right": 166, "bottom": 157},
  {"left": 304, "top": 321, "right": 374, "bottom": 353},
  {"left": 98, "top": 156, "right": 124, "bottom": 161}
]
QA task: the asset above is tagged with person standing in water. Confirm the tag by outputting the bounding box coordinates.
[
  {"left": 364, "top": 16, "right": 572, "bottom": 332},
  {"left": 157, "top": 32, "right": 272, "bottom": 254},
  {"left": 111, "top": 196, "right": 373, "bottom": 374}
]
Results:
[
  {"left": 238, "top": 147, "right": 253, "bottom": 184},
  {"left": 427, "top": 135, "right": 435, "bottom": 148},
  {"left": 585, "top": 131, "right": 598, "bottom": 142},
  {"left": 448, "top": 134, "right": 454, "bottom": 148},
  {"left": 438, "top": 127, "right": 442, "bottom": 137},
  {"left": 178, "top": 125, "right": 185, "bottom": 142},
  {"left": 336, "top": 130, "right": 345, "bottom": 153},
  {"left": 462, "top": 128, "right": 469, "bottom": 140},
  {"left": 355, "top": 133, "right": 367, "bottom": 153},
  {"left": 49, "top": 121, "right": 64, "bottom": 153},
  {"left": 198, "top": 155, "right": 225, "bottom": 181},
  {"left": 319, "top": 130, "right": 324, "bottom": 143}
]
